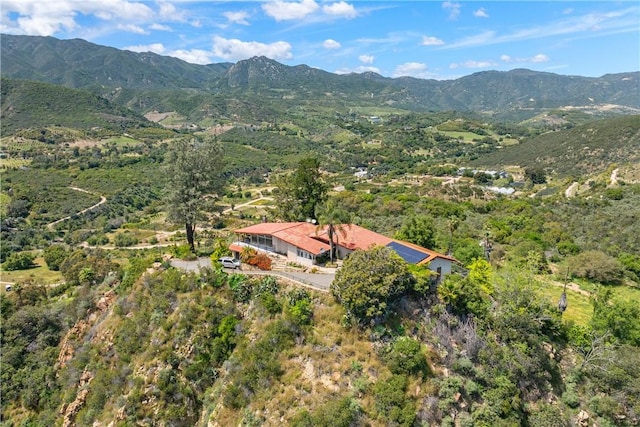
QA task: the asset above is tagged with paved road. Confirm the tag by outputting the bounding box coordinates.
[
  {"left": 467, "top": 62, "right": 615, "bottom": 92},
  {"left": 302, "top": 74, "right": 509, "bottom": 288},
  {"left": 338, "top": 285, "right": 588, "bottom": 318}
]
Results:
[{"left": 169, "top": 257, "right": 334, "bottom": 292}]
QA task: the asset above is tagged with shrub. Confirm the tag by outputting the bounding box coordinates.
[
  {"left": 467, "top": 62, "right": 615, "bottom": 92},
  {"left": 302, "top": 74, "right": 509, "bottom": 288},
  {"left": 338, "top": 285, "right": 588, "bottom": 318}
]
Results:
[
  {"left": 240, "top": 246, "right": 257, "bottom": 262},
  {"left": 259, "top": 292, "right": 282, "bottom": 316},
  {"left": 247, "top": 253, "right": 271, "bottom": 270},
  {"left": 228, "top": 275, "right": 253, "bottom": 303},
  {"left": 382, "top": 336, "right": 429, "bottom": 377},
  {"left": 568, "top": 250, "right": 624, "bottom": 284},
  {"left": 43, "top": 245, "right": 67, "bottom": 271},
  {"left": 373, "top": 374, "right": 416, "bottom": 427},
  {"left": 113, "top": 231, "right": 139, "bottom": 248},
  {"left": 257, "top": 276, "right": 279, "bottom": 295},
  {"left": 292, "top": 397, "right": 360, "bottom": 427},
  {"left": 2, "top": 252, "right": 36, "bottom": 271}
]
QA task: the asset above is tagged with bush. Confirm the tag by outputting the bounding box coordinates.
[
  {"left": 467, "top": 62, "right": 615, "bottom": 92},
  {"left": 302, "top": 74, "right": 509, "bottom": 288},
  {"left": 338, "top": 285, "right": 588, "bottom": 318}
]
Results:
[
  {"left": 247, "top": 253, "right": 271, "bottom": 270},
  {"left": 113, "top": 232, "right": 139, "bottom": 248},
  {"left": 43, "top": 245, "right": 67, "bottom": 271},
  {"left": 228, "top": 275, "right": 253, "bottom": 303},
  {"left": 2, "top": 252, "right": 36, "bottom": 271},
  {"left": 568, "top": 250, "right": 624, "bottom": 284},
  {"left": 292, "top": 397, "right": 360, "bottom": 427},
  {"left": 373, "top": 374, "right": 416, "bottom": 427},
  {"left": 259, "top": 292, "right": 282, "bottom": 316},
  {"left": 382, "top": 336, "right": 429, "bottom": 377}
]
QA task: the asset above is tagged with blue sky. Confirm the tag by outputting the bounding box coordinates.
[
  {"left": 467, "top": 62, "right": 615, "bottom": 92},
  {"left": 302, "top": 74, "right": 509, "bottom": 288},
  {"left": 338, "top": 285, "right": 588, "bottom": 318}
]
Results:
[{"left": 2, "top": 1, "right": 638, "bottom": 80}]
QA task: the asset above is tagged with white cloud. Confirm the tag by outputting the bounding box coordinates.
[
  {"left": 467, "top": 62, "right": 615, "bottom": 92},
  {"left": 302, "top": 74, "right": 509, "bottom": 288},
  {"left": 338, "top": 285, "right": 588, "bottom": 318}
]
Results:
[
  {"left": 450, "top": 59, "right": 497, "bottom": 69},
  {"left": 531, "top": 53, "right": 550, "bottom": 63},
  {"left": 224, "top": 10, "right": 250, "bottom": 26},
  {"left": 500, "top": 53, "right": 550, "bottom": 63},
  {"left": 323, "top": 39, "right": 341, "bottom": 49},
  {"left": 335, "top": 65, "right": 380, "bottom": 74},
  {"left": 392, "top": 62, "right": 435, "bottom": 79},
  {"left": 262, "top": 0, "right": 319, "bottom": 21},
  {"left": 473, "top": 7, "right": 489, "bottom": 18},
  {"left": 0, "top": 0, "right": 163, "bottom": 36},
  {"left": 444, "top": 6, "right": 639, "bottom": 49},
  {"left": 212, "top": 35, "right": 292, "bottom": 62},
  {"left": 422, "top": 35, "right": 445, "bottom": 46},
  {"left": 323, "top": 1, "right": 357, "bottom": 18},
  {"left": 124, "top": 42, "right": 214, "bottom": 65},
  {"left": 149, "top": 23, "right": 172, "bottom": 31},
  {"left": 359, "top": 54, "right": 374, "bottom": 64},
  {"left": 442, "top": 1, "right": 461, "bottom": 20},
  {"left": 157, "top": 2, "right": 187, "bottom": 22},
  {"left": 117, "top": 24, "right": 148, "bottom": 34},
  {"left": 124, "top": 43, "right": 166, "bottom": 54},
  {"left": 169, "top": 49, "right": 214, "bottom": 65}
]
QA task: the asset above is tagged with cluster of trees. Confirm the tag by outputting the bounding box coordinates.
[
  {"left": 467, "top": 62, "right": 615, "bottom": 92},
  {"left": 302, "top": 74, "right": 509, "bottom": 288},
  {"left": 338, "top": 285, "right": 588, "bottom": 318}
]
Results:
[{"left": 329, "top": 245, "right": 639, "bottom": 426}]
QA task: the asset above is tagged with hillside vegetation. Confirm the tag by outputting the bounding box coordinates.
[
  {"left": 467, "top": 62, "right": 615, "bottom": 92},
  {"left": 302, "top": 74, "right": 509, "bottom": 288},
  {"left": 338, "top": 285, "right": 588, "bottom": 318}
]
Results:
[
  {"left": 472, "top": 115, "right": 640, "bottom": 177},
  {"left": 0, "top": 79, "right": 158, "bottom": 136},
  {"left": 0, "top": 33, "right": 639, "bottom": 427}
]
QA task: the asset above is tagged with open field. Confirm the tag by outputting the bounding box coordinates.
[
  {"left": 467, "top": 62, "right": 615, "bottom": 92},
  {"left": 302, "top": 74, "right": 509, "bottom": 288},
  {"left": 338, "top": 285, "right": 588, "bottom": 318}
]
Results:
[{"left": 0, "top": 256, "right": 64, "bottom": 285}]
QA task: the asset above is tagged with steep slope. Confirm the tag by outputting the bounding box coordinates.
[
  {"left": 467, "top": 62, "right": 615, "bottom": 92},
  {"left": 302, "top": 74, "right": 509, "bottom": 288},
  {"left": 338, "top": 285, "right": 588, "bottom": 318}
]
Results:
[
  {"left": 0, "top": 34, "right": 229, "bottom": 90},
  {"left": 0, "top": 78, "right": 156, "bottom": 134},
  {"left": 471, "top": 114, "right": 640, "bottom": 176}
]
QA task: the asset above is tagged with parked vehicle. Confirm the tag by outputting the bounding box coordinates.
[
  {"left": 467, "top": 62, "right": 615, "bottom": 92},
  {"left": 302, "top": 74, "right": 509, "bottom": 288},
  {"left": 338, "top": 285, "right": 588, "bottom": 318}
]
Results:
[{"left": 219, "top": 256, "right": 241, "bottom": 269}]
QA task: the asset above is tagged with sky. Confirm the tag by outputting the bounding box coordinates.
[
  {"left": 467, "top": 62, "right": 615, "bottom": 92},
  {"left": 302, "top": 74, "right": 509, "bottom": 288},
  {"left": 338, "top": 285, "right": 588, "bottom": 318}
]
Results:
[{"left": 1, "top": 1, "right": 639, "bottom": 80}]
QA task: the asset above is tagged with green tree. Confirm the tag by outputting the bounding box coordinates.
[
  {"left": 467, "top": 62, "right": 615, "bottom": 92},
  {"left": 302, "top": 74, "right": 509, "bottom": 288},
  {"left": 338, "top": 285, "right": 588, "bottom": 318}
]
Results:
[
  {"left": 43, "top": 245, "right": 68, "bottom": 271},
  {"left": 524, "top": 167, "right": 546, "bottom": 184},
  {"left": 395, "top": 215, "right": 436, "bottom": 249},
  {"left": 382, "top": 336, "right": 429, "bottom": 377},
  {"left": 331, "top": 246, "right": 415, "bottom": 326},
  {"left": 274, "top": 157, "right": 328, "bottom": 221},
  {"left": 568, "top": 250, "right": 624, "bottom": 284},
  {"left": 315, "top": 198, "right": 351, "bottom": 263},
  {"left": 2, "top": 252, "right": 36, "bottom": 271},
  {"left": 164, "top": 136, "right": 226, "bottom": 252},
  {"left": 437, "top": 259, "right": 492, "bottom": 316},
  {"left": 590, "top": 288, "right": 640, "bottom": 346}
]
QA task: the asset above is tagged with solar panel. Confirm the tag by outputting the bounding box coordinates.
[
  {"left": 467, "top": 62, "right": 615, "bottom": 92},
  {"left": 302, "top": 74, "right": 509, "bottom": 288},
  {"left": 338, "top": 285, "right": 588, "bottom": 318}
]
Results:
[{"left": 386, "top": 241, "right": 429, "bottom": 264}]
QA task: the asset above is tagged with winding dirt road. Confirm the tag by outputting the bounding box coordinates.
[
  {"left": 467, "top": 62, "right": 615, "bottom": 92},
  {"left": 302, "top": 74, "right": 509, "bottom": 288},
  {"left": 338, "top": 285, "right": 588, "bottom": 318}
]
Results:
[{"left": 46, "top": 187, "right": 107, "bottom": 230}]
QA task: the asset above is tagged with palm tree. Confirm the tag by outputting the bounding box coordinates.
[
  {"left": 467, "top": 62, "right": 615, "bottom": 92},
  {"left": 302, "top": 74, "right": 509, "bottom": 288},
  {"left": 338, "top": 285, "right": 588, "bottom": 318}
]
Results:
[{"left": 315, "top": 198, "right": 351, "bottom": 263}]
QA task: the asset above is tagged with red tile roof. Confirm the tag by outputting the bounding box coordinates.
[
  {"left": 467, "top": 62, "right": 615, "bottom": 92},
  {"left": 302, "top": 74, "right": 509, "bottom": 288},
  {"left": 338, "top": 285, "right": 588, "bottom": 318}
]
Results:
[{"left": 233, "top": 221, "right": 455, "bottom": 262}]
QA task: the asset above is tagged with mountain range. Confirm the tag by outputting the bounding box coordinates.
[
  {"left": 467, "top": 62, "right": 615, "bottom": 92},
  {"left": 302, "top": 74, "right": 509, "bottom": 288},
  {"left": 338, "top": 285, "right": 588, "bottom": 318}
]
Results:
[{"left": 2, "top": 34, "right": 639, "bottom": 122}]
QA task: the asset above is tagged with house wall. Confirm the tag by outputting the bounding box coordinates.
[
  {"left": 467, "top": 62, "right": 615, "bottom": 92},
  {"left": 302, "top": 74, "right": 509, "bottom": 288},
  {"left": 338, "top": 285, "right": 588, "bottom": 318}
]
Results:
[
  {"left": 274, "top": 238, "right": 316, "bottom": 266},
  {"left": 273, "top": 237, "right": 289, "bottom": 255},
  {"left": 426, "top": 258, "right": 452, "bottom": 276}
]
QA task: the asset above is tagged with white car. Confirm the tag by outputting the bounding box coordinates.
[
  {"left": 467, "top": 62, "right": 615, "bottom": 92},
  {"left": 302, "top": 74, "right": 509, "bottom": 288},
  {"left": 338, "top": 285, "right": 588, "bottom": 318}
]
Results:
[{"left": 219, "top": 256, "right": 241, "bottom": 269}]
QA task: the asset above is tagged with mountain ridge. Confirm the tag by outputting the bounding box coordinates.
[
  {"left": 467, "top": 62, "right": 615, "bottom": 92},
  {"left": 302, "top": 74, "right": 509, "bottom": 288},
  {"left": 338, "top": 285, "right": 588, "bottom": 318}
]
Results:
[{"left": 2, "top": 34, "right": 638, "bottom": 119}]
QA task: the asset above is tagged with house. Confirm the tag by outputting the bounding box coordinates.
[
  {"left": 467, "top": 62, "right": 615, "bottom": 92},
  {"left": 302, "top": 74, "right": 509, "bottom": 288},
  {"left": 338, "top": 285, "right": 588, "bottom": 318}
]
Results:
[{"left": 230, "top": 222, "right": 457, "bottom": 279}]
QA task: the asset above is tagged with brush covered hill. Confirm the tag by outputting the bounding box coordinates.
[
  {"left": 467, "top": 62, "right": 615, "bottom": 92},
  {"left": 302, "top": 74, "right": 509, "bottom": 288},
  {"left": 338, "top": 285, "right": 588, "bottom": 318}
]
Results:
[
  {"left": 0, "top": 78, "right": 158, "bottom": 135},
  {"left": 471, "top": 114, "right": 640, "bottom": 177},
  {"left": 2, "top": 254, "right": 638, "bottom": 427}
]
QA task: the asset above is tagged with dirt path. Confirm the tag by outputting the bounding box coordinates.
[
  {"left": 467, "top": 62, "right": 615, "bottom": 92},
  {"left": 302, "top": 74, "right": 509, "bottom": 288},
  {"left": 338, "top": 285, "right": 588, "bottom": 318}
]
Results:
[
  {"left": 545, "top": 278, "right": 591, "bottom": 297},
  {"left": 610, "top": 168, "right": 619, "bottom": 186},
  {"left": 47, "top": 187, "right": 107, "bottom": 230},
  {"left": 565, "top": 182, "right": 579, "bottom": 198},
  {"left": 222, "top": 196, "right": 274, "bottom": 214}
]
